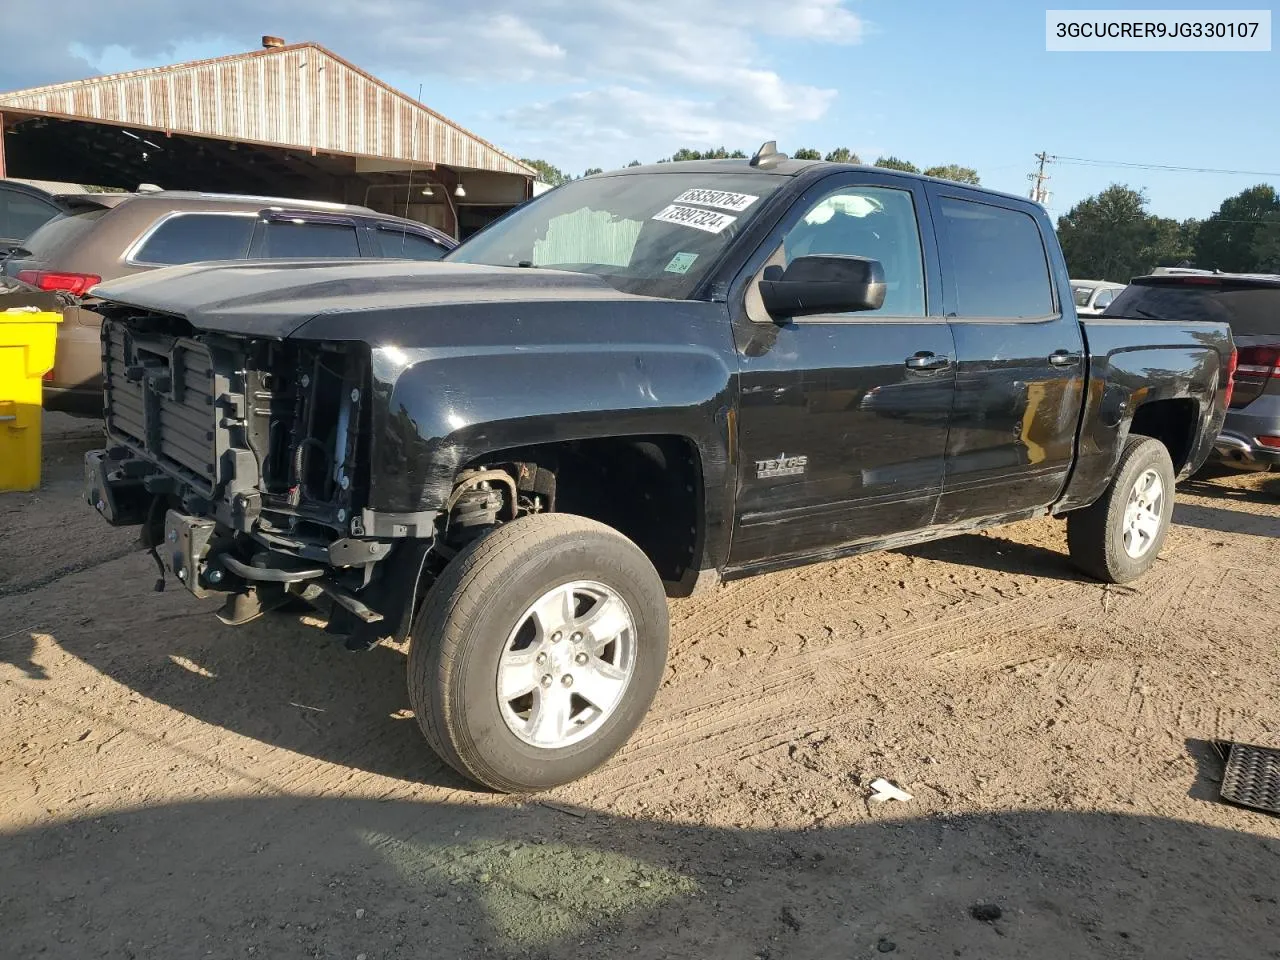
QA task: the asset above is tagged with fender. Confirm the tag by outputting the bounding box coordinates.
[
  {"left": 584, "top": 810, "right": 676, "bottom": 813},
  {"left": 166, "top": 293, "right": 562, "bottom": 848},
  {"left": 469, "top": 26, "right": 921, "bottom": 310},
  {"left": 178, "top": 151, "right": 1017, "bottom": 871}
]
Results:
[
  {"left": 295, "top": 296, "right": 740, "bottom": 569},
  {"left": 1055, "top": 318, "right": 1232, "bottom": 512}
]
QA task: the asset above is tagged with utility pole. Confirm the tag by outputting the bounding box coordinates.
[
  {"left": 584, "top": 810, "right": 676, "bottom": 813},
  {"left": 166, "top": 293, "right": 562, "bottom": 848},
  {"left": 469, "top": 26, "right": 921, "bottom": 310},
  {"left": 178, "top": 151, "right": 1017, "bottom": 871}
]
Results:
[{"left": 1028, "top": 152, "right": 1051, "bottom": 206}]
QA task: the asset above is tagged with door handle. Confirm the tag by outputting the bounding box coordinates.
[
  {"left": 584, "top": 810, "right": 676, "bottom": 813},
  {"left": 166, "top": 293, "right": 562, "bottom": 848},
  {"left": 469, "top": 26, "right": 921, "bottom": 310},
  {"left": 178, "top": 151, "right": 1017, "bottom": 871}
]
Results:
[
  {"left": 1049, "top": 350, "right": 1081, "bottom": 367},
  {"left": 905, "top": 352, "right": 951, "bottom": 371}
]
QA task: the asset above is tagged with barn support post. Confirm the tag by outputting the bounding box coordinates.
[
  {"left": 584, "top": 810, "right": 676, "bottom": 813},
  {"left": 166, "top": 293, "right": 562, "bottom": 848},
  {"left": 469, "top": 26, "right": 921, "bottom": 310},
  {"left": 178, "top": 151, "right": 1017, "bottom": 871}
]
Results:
[{"left": 0, "top": 112, "right": 7, "bottom": 178}]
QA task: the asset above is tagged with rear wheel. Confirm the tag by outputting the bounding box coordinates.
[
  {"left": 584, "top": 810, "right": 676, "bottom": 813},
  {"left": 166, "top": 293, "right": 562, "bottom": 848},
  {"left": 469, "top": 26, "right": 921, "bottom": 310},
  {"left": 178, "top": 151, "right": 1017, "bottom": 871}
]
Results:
[
  {"left": 407, "top": 514, "right": 669, "bottom": 792},
  {"left": 1066, "top": 436, "right": 1176, "bottom": 584}
]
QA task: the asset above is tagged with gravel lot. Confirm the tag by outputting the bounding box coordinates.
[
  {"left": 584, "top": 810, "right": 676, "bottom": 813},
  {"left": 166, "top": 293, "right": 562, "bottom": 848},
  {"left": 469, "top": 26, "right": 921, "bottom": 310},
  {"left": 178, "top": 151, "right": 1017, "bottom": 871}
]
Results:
[{"left": 2, "top": 414, "right": 1278, "bottom": 959}]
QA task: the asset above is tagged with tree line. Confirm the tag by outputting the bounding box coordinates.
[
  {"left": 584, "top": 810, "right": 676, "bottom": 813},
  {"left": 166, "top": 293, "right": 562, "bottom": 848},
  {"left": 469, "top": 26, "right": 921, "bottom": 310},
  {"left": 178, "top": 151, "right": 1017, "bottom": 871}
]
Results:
[
  {"left": 521, "top": 148, "right": 981, "bottom": 187},
  {"left": 1058, "top": 183, "right": 1280, "bottom": 280}
]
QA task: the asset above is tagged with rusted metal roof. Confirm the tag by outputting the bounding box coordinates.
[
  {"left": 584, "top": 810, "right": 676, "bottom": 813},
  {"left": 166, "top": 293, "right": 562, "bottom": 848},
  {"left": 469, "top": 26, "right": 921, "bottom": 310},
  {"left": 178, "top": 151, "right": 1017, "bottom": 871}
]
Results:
[{"left": 0, "top": 43, "right": 534, "bottom": 178}]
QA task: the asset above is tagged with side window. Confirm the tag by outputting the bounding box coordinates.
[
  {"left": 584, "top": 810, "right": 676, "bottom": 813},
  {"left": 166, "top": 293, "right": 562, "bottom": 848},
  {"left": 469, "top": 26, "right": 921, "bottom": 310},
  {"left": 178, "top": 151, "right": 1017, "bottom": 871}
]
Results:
[
  {"left": 1094, "top": 288, "right": 1115, "bottom": 309},
  {"left": 780, "top": 185, "right": 926, "bottom": 317},
  {"left": 939, "top": 197, "right": 1054, "bottom": 319},
  {"left": 135, "top": 214, "right": 256, "bottom": 265},
  {"left": 375, "top": 227, "right": 449, "bottom": 261},
  {"left": 261, "top": 220, "right": 361, "bottom": 258},
  {"left": 1, "top": 191, "right": 60, "bottom": 240}
]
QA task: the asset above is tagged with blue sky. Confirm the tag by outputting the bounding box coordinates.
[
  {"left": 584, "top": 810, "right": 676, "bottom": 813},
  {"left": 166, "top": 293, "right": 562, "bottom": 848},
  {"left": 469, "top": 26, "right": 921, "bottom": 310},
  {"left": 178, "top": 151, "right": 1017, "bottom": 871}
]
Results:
[{"left": 4, "top": 0, "right": 1276, "bottom": 221}]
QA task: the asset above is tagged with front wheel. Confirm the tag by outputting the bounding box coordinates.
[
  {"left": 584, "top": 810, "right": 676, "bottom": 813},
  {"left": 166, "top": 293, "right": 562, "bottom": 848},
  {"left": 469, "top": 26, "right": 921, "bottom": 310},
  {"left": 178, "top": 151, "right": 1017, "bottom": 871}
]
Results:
[
  {"left": 1066, "top": 435, "right": 1176, "bottom": 584},
  {"left": 407, "top": 514, "right": 669, "bottom": 793}
]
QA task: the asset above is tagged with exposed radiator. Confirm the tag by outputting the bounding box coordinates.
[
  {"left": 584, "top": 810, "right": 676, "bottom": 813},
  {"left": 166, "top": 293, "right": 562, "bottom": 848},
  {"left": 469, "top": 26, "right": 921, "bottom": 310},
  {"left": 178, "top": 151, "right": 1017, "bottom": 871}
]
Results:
[{"left": 102, "top": 321, "right": 220, "bottom": 490}]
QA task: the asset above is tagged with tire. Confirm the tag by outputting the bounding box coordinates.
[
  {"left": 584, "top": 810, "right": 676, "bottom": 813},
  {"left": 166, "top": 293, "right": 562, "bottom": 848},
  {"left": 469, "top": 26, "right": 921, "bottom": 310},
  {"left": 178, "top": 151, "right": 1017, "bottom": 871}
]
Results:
[
  {"left": 1066, "top": 435, "right": 1176, "bottom": 584},
  {"left": 407, "top": 513, "right": 669, "bottom": 793}
]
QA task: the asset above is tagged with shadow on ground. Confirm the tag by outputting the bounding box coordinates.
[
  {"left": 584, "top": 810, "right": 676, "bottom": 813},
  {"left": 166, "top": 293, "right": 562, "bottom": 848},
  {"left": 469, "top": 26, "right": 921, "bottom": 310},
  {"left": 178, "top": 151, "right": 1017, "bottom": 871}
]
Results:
[
  {"left": 0, "top": 550, "right": 470, "bottom": 787},
  {"left": 1181, "top": 473, "right": 1280, "bottom": 506},
  {"left": 1173, "top": 502, "right": 1280, "bottom": 539},
  {"left": 1, "top": 798, "right": 1276, "bottom": 959},
  {"left": 898, "top": 533, "right": 1088, "bottom": 582}
]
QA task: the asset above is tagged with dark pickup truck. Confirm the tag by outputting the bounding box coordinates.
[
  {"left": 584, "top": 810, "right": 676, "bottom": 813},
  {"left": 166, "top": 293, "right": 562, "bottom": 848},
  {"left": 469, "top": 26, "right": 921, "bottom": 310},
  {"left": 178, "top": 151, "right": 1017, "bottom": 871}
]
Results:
[{"left": 82, "top": 146, "right": 1235, "bottom": 792}]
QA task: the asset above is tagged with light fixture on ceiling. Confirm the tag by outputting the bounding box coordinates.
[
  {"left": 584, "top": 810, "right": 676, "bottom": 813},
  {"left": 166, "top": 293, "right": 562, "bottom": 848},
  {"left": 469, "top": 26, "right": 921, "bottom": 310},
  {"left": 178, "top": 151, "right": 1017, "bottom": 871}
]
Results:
[
  {"left": 454, "top": 184, "right": 466, "bottom": 198},
  {"left": 420, "top": 184, "right": 434, "bottom": 196}
]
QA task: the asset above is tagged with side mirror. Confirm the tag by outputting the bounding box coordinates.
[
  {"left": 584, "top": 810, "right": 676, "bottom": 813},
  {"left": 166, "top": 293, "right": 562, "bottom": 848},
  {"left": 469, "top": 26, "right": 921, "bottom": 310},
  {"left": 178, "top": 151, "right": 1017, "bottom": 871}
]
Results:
[{"left": 759, "top": 255, "right": 886, "bottom": 320}]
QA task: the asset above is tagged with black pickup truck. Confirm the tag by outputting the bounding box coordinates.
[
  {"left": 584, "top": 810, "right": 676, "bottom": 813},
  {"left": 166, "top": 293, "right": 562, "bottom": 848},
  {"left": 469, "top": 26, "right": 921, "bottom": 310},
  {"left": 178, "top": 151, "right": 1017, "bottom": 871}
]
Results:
[{"left": 82, "top": 145, "right": 1234, "bottom": 792}]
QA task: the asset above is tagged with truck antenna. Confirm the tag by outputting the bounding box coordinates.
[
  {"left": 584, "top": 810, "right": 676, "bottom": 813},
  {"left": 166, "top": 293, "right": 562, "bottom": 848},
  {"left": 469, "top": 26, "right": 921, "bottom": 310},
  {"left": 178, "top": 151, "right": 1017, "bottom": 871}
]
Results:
[{"left": 750, "top": 141, "right": 788, "bottom": 169}]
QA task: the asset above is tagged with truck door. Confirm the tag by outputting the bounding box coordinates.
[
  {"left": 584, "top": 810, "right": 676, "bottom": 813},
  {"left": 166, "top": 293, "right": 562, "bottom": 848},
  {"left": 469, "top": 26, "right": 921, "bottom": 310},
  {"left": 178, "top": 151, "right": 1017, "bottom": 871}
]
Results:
[
  {"left": 727, "top": 172, "right": 956, "bottom": 568},
  {"left": 925, "top": 186, "right": 1086, "bottom": 524}
]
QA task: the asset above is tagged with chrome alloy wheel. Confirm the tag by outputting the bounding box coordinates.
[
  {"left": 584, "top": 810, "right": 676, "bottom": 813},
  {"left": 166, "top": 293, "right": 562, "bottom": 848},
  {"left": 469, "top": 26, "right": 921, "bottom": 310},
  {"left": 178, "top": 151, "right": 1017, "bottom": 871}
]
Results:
[
  {"left": 496, "top": 580, "right": 637, "bottom": 748},
  {"left": 1122, "top": 467, "right": 1164, "bottom": 559}
]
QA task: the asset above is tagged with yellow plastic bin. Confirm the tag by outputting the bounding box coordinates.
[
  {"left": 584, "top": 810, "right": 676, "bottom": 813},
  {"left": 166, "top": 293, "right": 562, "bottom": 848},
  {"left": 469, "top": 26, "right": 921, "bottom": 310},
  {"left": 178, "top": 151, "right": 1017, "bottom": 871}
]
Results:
[{"left": 0, "top": 309, "right": 62, "bottom": 492}]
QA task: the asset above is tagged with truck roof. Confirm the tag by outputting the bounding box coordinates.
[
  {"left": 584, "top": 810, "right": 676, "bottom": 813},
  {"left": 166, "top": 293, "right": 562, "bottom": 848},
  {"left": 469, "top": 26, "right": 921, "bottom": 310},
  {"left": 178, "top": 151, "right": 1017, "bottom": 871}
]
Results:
[{"left": 590, "top": 156, "right": 1040, "bottom": 208}]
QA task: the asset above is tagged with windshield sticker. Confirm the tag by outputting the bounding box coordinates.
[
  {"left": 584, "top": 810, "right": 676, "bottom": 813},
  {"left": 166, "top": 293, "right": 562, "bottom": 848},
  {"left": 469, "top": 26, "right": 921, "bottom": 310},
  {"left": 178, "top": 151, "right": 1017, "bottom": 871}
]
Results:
[
  {"left": 673, "top": 188, "right": 759, "bottom": 213},
  {"left": 652, "top": 204, "right": 737, "bottom": 235},
  {"left": 664, "top": 252, "right": 699, "bottom": 275}
]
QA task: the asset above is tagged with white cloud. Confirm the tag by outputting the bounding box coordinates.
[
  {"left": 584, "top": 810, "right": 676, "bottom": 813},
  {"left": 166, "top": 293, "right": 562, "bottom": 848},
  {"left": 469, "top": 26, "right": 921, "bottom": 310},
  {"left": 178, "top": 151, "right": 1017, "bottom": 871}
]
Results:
[{"left": 1, "top": 0, "right": 868, "bottom": 168}]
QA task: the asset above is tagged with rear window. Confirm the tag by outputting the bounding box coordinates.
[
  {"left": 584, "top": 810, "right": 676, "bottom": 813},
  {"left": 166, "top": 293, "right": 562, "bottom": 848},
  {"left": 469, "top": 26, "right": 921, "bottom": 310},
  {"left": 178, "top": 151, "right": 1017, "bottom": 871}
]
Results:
[
  {"left": 375, "top": 227, "right": 449, "bottom": 260},
  {"left": 1105, "top": 282, "right": 1280, "bottom": 337},
  {"left": 1072, "top": 285, "right": 1094, "bottom": 307},
  {"left": 1, "top": 190, "right": 60, "bottom": 241},
  {"left": 18, "top": 208, "right": 108, "bottom": 259},
  {"left": 940, "top": 197, "right": 1055, "bottom": 318},
  {"left": 261, "top": 220, "right": 361, "bottom": 258},
  {"left": 134, "top": 213, "right": 256, "bottom": 265}
]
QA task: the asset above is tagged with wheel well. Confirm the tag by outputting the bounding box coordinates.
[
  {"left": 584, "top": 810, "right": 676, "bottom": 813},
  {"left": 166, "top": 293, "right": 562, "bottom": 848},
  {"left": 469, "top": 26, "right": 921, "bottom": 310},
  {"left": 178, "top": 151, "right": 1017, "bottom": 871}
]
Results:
[
  {"left": 456, "top": 436, "right": 704, "bottom": 592},
  {"left": 1129, "top": 398, "right": 1199, "bottom": 473}
]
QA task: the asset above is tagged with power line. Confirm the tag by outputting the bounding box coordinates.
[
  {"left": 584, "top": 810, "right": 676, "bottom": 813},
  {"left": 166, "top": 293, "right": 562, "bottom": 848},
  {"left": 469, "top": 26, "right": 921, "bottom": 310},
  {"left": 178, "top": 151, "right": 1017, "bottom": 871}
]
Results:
[{"left": 1051, "top": 155, "right": 1280, "bottom": 178}]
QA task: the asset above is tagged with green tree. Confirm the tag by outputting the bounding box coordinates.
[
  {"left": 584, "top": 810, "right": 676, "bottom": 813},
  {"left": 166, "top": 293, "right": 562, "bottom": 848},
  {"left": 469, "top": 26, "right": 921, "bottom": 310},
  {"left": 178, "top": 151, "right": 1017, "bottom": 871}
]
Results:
[
  {"left": 1146, "top": 216, "right": 1196, "bottom": 269},
  {"left": 1252, "top": 211, "right": 1280, "bottom": 272},
  {"left": 626, "top": 160, "right": 642, "bottom": 167},
  {"left": 582, "top": 167, "right": 604, "bottom": 177},
  {"left": 824, "top": 147, "right": 859, "bottom": 164},
  {"left": 792, "top": 147, "right": 822, "bottom": 160},
  {"left": 1057, "top": 184, "right": 1174, "bottom": 282},
  {"left": 521, "top": 158, "right": 569, "bottom": 186},
  {"left": 1195, "top": 184, "right": 1280, "bottom": 272},
  {"left": 874, "top": 156, "right": 919, "bottom": 173},
  {"left": 660, "top": 146, "right": 747, "bottom": 162},
  {"left": 923, "top": 164, "right": 981, "bottom": 185}
]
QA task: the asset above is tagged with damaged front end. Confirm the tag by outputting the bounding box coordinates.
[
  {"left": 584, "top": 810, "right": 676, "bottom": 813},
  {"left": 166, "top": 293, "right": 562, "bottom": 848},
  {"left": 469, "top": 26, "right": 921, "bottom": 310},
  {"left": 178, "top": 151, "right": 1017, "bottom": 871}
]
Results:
[{"left": 84, "top": 310, "right": 430, "bottom": 647}]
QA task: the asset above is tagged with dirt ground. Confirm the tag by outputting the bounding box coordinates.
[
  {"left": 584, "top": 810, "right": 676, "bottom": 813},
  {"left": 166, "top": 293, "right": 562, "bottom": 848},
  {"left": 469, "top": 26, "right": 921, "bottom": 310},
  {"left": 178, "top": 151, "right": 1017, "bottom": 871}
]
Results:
[{"left": 2, "top": 413, "right": 1278, "bottom": 959}]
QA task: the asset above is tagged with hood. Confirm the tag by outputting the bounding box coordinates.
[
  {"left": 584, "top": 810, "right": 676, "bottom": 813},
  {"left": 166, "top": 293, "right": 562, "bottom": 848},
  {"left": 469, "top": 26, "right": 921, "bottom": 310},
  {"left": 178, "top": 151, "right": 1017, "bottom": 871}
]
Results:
[{"left": 91, "top": 258, "right": 638, "bottom": 339}]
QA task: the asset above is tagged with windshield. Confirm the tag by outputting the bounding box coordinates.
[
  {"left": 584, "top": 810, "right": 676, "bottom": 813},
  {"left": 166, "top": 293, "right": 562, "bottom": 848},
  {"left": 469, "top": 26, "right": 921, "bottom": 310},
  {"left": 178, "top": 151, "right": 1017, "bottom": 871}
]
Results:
[{"left": 446, "top": 172, "right": 785, "bottom": 298}]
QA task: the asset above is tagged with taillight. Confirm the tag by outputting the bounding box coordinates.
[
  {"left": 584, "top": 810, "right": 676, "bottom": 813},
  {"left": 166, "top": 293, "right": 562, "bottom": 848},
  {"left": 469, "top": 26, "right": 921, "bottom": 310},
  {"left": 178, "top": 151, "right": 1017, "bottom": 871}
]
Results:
[
  {"left": 1236, "top": 345, "right": 1280, "bottom": 382},
  {"left": 15, "top": 269, "right": 102, "bottom": 296},
  {"left": 1223, "top": 347, "right": 1238, "bottom": 409}
]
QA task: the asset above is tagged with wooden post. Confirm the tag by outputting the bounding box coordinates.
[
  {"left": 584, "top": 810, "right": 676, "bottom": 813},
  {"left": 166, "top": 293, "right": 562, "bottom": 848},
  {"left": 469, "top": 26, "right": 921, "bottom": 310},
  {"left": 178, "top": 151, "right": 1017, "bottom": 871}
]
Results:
[
  {"left": 0, "top": 112, "right": 7, "bottom": 178},
  {"left": 436, "top": 166, "right": 460, "bottom": 239}
]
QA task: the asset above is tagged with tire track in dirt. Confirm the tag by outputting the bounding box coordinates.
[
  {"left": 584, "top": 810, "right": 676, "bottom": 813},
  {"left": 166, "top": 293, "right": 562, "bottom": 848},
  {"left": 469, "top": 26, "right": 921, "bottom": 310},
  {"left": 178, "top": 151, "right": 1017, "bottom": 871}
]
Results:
[
  {"left": 574, "top": 573, "right": 1106, "bottom": 803},
  {"left": 571, "top": 523, "right": 1256, "bottom": 805}
]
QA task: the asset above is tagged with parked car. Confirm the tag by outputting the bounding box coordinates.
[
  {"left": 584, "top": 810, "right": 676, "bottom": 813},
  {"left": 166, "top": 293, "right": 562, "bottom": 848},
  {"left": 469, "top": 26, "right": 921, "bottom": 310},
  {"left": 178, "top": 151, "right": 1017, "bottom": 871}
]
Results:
[
  {"left": 1070, "top": 279, "right": 1126, "bottom": 316},
  {"left": 0, "top": 178, "right": 99, "bottom": 256},
  {"left": 0, "top": 191, "right": 456, "bottom": 413},
  {"left": 82, "top": 149, "right": 1232, "bottom": 793},
  {"left": 1105, "top": 272, "right": 1279, "bottom": 470}
]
